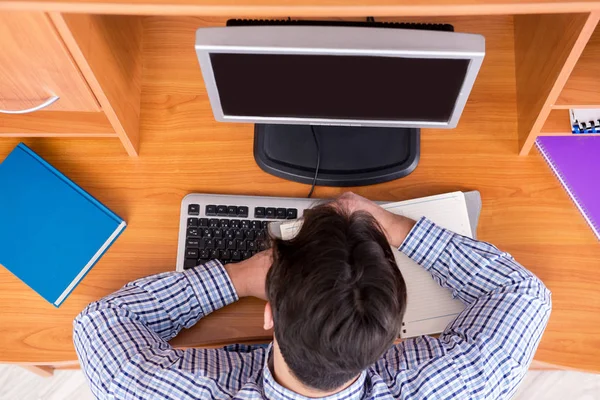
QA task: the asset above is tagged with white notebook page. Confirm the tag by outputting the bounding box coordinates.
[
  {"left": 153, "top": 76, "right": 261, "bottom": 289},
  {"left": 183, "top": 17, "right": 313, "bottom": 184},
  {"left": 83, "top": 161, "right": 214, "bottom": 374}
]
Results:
[
  {"left": 383, "top": 192, "right": 471, "bottom": 338},
  {"left": 278, "top": 191, "right": 472, "bottom": 338}
]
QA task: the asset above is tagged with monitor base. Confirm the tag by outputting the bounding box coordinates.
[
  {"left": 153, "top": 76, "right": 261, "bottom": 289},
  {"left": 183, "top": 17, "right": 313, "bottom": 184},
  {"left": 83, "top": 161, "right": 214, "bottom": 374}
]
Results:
[{"left": 253, "top": 124, "right": 420, "bottom": 187}]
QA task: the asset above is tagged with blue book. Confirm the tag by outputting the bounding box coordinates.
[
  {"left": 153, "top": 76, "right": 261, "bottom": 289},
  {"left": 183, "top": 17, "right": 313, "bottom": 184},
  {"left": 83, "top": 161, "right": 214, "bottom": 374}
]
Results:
[{"left": 0, "top": 143, "right": 126, "bottom": 307}]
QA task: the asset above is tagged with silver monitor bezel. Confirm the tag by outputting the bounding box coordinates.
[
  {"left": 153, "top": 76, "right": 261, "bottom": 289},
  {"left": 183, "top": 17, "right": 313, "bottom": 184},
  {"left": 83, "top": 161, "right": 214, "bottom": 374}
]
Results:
[{"left": 195, "top": 26, "right": 485, "bottom": 129}]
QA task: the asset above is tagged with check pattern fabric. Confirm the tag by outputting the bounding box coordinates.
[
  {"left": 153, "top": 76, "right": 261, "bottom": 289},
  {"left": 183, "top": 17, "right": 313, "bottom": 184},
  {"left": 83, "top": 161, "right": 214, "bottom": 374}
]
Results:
[{"left": 74, "top": 218, "right": 552, "bottom": 399}]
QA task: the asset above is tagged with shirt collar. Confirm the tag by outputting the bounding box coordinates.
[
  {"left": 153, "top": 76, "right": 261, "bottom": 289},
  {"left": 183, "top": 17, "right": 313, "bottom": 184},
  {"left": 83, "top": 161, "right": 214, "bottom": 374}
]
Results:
[{"left": 262, "top": 344, "right": 367, "bottom": 400}]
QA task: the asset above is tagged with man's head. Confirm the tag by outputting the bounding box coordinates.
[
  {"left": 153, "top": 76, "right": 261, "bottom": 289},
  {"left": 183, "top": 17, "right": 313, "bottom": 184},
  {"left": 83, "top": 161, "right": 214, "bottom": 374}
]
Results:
[{"left": 265, "top": 202, "right": 407, "bottom": 392}]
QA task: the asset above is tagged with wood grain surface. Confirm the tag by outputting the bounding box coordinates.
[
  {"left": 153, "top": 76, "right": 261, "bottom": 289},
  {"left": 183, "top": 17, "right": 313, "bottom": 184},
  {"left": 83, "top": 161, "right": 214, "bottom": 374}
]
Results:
[
  {"left": 513, "top": 13, "right": 600, "bottom": 155},
  {"left": 0, "top": 12, "right": 99, "bottom": 113},
  {"left": 3, "top": 0, "right": 600, "bottom": 17},
  {"left": 541, "top": 109, "right": 573, "bottom": 135},
  {"left": 556, "top": 23, "right": 600, "bottom": 108},
  {"left": 0, "top": 15, "right": 599, "bottom": 372},
  {"left": 51, "top": 13, "right": 144, "bottom": 156},
  {"left": 541, "top": 109, "right": 600, "bottom": 136},
  {"left": 0, "top": 112, "right": 115, "bottom": 137}
]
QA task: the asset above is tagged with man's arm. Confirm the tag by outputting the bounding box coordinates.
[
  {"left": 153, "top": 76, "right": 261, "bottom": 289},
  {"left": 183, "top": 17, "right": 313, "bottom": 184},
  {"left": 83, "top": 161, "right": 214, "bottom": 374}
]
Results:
[
  {"left": 73, "top": 254, "right": 271, "bottom": 399},
  {"left": 376, "top": 217, "right": 552, "bottom": 399},
  {"left": 335, "top": 192, "right": 551, "bottom": 399}
]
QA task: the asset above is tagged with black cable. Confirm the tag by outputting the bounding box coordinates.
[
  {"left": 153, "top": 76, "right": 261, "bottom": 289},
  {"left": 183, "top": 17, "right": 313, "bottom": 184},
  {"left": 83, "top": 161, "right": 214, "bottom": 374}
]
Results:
[{"left": 307, "top": 125, "right": 321, "bottom": 198}]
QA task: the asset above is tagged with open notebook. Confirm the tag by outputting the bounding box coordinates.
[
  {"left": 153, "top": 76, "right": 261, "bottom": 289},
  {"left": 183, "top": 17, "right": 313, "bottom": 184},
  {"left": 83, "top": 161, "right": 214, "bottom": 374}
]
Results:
[{"left": 278, "top": 192, "right": 471, "bottom": 338}]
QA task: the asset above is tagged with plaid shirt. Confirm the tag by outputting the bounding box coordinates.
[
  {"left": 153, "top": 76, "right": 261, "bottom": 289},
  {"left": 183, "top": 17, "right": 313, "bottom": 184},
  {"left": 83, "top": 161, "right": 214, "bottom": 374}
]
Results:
[{"left": 74, "top": 218, "right": 551, "bottom": 399}]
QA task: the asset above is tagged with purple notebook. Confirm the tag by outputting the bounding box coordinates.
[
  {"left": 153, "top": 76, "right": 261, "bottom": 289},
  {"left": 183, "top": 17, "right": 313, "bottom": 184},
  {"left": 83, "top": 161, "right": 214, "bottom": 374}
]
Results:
[{"left": 536, "top": 136, "right": 600, "bottom": 239}]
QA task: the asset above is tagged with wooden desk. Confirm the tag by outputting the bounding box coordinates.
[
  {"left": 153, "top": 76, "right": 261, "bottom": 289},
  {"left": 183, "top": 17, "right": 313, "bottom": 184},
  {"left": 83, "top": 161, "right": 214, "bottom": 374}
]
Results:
[
  {"left": 1, "top": 14, "right": 600, "bottom": 374},
  {"left": 4, "top": 0, "right": 600, "bottom": 16}
]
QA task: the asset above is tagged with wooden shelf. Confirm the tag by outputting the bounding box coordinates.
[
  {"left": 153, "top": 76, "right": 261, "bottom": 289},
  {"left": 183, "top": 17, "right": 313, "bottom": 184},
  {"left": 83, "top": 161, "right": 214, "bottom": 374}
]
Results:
[
  {"left": 0, "top": 111, "right": 116, "bottom": 137},
  {"left": 50, "top": 14, "right": 143, "bottom": 156},
  {"left": 541, "top": 109, "right": 572, "bottom": 134},
  {"left": 555, "top": 22, "right": 600, "bottom": 108},
  {"left": 513, "top": 13, "right": 599, "bottom": 155},
  {"left": 541, "top": 109, "right": 600, "bottom": 136}
]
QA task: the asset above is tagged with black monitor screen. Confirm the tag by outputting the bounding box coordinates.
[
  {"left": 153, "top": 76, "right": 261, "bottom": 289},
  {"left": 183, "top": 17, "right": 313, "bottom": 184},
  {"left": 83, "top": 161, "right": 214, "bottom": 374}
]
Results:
[{"left": 210, "top": 53, "right": 470, "bottom": 122}]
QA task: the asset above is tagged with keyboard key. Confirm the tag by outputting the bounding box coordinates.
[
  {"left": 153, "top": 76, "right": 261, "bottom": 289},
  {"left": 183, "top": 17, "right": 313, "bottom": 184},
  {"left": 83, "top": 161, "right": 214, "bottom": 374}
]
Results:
[
  {"left": 199, "top": 249, "right": 210, "bottom": 259},
  {"left": 217, "top": 205, "right": 228, "bottom": 216},
  {"left": 232, "top": 250, "right": 241, "bottom": 261},
  {"left": 257, "top": 240, "right": 268, "bottom": 251},
  {"left": 209, "top": 218, "right": 220, "bottom": 228},
  {"left": 220, "top": 219, "right": 230, "bottom": 228},
  {"left": 227, "top": 206, "right": 238, "bottom": 216},
  {"left": 254, "top": 207, "right": 265, "bottom": 218},
  {"left": 188, "top": 204, "right": 200, "bottom": 215},
  {"left": 247, "top": 240, "right": 257, "bottom": 251},
  {"left": 227, "top": 239, "right": 236, "bottom": 250},
  {"left": 210, "top": 249, "right": 220, "bottom": 259},
  {"left": 205, "top": 205, "right": 217, "bottom": 216},
  {"left": 262, "top": 221, "right": 270, "bottom": 230},
  {"left": 249, "top": 220, "right": 260, "bottom": 230},
  {"left": 241, "top": 220, "right": 250, "bottom": 229},
  {"left": 215, "top": 239, "right": 226, "bottom": 250},
  {"left": 198, "top": 218, "right": 209, "bottom": 228},
  {"left": 213, "top": 229, "right": 223, "bottom": 239},
  {"left": 237, "top": 239, "right": 246, "bottom": 251},
  {"left": 286, "top": 208, "right": 298, "bottom": 219},
  {"left": 230, "top": 219, "right": 240, "bottom": 228},
  {"left": 242, "top": 250, "right": 252, "bottom": 260},
  {"left": 187, "top": 227, "right": 200, "bottom": 238},
  {"left": 204, "top": 238, "right": 215, "bottom": 249},
  {"left": 235, "top": 229, "right": 244, "bottom": 240},
  {"left": 220, "top": 250, "right": 231, "bottom": 260},
  {"left": 256, "top": 230, "right": 266, "bottom": 241},
  {"left": 225, "top": 229, "right": 235, "bottom": 240},
  {"left": 186, "top": 238, "right": 200, "bottom": 248},
  {"left": 184, "top": 259, "right": 197, "bottom": 270},
  {"left": 265, "top": 208, "right": 276, "bottom": 219},
  {"left": 245, "top": 230, "right": 255, "bottom": 241},
  {"left": 276, "top": 208, "right": 286, "bottom": 219},
  {"left": 187, "top": 218, "right": 198, "bottom": 227},
  {"left": 237, "top": 206, "right": 249, "bottom": 218},
  {"left": 202, "top": 228, "right": 212, "bottom": 238},
  {"left": 185, "top": 248, "right": 199, "bottom": 259}
]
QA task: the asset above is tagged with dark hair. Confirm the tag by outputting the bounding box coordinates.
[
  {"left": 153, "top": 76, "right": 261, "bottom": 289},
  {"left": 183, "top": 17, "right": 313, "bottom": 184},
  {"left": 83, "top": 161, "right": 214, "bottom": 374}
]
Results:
[{"left": 266, "top": 203, "right": 407, "bottom": 391}]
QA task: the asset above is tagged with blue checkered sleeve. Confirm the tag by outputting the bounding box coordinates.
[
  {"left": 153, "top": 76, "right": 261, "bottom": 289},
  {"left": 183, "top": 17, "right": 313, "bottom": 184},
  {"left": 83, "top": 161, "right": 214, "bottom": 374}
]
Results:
[
  {"left": 374, "top": 218, "right": 552, "bottom": 400},
  {"left": 73, "top": 260, "right": 266, "bottom": 399}
]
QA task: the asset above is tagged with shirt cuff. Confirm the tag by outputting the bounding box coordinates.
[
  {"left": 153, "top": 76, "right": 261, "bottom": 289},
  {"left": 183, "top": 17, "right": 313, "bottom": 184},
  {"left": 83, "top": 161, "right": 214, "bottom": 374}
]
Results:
[
  {"left": 183, "top": 260, "right": 239, "bottom": 316},
  {"left": 398, "top": 217, "right": 454, "bottom": 271}
]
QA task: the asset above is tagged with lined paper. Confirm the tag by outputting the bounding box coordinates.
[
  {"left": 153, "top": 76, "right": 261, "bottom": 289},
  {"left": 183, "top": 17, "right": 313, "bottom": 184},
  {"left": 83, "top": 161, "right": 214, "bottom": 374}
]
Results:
[{"left": 383, "top": 192, "right": 471, "bottom": 338}]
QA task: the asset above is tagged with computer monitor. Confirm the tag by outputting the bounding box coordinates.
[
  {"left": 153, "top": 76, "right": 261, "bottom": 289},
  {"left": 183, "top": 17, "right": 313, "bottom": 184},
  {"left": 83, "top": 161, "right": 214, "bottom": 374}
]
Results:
[{"left": 195, "top": 24, "right": 485, "bottom": 186}]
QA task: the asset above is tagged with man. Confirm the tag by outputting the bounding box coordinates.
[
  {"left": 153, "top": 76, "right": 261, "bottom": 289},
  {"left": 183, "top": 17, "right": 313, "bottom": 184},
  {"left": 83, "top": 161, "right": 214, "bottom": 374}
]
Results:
[{"left": 74, "top": 193, "right": 551, "bottom": 399}]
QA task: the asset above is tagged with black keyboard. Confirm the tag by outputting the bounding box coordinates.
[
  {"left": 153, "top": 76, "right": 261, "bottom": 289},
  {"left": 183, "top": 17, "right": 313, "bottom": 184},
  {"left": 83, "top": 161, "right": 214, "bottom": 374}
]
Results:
[{"left": 183, "top": 202, "right": 299, "bottom": 270}]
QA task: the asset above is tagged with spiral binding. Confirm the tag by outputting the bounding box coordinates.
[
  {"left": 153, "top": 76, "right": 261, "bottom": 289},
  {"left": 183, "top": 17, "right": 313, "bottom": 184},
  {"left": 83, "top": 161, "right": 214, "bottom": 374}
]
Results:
[
  {"left": 572, "top": 118, "right": 600, "bottom": 134},
  {"left": 536, "top": 140, "right": 599, "bottom": 239}
]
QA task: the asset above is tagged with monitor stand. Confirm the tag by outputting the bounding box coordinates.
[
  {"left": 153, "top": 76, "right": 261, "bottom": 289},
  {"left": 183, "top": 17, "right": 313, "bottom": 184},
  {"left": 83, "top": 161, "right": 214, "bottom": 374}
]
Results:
[{"left": 254, "top": 124, "right": 420, "bottom": 187}]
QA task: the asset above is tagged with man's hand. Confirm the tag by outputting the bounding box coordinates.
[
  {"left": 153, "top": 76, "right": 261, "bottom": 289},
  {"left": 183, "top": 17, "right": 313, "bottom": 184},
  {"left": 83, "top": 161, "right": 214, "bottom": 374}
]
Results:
[
  {"left": 335, "top": 192, "right": 416, "bottom": 248},
  {"left": 225, "top": 250, "right": 272, "bottom": 300}
]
